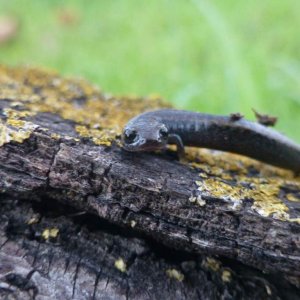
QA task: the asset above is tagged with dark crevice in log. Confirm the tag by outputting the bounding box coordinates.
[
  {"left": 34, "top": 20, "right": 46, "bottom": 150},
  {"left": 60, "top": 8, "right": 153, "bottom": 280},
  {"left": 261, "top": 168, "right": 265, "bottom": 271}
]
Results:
[{"left": 1, "top": 195, "right": 298, "bottom": 299}]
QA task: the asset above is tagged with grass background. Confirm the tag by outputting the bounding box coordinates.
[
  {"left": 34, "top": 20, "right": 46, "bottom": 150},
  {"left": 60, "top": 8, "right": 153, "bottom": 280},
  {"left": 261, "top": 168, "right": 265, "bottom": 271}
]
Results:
[{"left": 0, "top": 0, "right": 300, "bottom": 141}]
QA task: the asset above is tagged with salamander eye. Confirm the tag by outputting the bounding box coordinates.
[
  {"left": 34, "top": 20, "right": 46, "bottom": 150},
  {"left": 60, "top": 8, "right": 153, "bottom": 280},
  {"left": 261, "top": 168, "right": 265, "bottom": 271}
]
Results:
[
  {"left": 159, "top": 127, "right": 168, "bottom": 139},
  {"left": 124, "top": 129, "right": 138, "bottom": 144}
]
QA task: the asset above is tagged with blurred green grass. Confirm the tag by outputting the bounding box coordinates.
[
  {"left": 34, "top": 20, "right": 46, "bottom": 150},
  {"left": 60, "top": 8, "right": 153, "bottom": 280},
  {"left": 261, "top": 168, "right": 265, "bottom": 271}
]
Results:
[{"left": 0, "top": 0, "right": 300, "bottom": 141}]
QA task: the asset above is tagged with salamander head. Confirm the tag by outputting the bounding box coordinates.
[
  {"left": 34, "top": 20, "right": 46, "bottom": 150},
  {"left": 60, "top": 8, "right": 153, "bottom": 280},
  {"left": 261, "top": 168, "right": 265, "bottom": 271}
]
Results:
[{"left": 122, "top": 117, "right": 169, "bottom": 152}]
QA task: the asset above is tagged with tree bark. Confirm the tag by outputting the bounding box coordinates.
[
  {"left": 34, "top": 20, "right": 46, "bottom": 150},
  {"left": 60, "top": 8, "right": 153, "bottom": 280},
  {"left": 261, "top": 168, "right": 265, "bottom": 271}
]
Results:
[{"left": 0, "top": 66, "right": 299, "bottom": 299}]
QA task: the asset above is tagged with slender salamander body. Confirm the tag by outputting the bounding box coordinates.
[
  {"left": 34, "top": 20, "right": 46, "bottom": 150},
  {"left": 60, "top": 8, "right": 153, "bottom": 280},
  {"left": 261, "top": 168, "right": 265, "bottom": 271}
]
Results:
[{"left": 121, "top": 109, "right": 300, "bottom": 173}]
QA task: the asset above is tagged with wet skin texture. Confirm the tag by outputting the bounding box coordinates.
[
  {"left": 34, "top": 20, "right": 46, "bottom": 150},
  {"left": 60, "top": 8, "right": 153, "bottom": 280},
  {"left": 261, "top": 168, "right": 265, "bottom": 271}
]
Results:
[{"left": 122, "top": 109, "right": 300, "bottom": 173}]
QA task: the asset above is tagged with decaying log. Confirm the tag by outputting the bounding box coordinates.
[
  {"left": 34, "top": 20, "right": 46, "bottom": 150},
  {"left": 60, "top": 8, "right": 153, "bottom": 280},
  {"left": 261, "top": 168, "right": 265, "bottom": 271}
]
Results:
[{"left": 0, "top": 66, "right": 299, "bottom": 299}]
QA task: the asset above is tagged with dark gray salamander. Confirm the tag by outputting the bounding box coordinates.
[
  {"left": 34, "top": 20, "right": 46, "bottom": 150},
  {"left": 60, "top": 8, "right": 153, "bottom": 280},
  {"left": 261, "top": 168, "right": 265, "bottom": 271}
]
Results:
[{"left": 122, "top": 109, "right": 300, "bottom": 173}]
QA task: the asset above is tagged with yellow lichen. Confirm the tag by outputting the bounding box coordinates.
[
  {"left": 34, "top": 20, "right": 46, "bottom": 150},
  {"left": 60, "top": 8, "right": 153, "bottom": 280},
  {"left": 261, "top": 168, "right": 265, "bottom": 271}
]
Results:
[
  {"left": 0, "top": 119, "right": 37, "bottom": 146},
  {"left": 286, "top": 193, "right": 300, "bottom": 202},
  {"left": 6, "top": 119, "right": 26, "bottom": 127},
  {"left": 189, "top": 148, "right": 300, "bottom": 223},
  {"left": 189, "top": 195, "right": 206, "bottom": 206},
  {"left": 189, "top": 196, "right": 197, "bottom": 203},
  {"left": 166, "top": 268, "right": 184, "bottom": 282},
  {"left": 288, "top": 218, "right": 300, "bottom": 224},
  {"left": 114, "top": 258, "right": 127, "bottom": 273},
  {"left": 221, "top": 270, "right": 231, "bottom": 283},
  {"left": 0, "top": 65, "right": 167, "bottom": 148},
  {"left": 42, "top": 228, "right": 59, "bottom": 240},
  {"left": 0, "top": 100, "right": 39, "bottom": 145},
  {"left": 75, "top": 125, "right": 115, "bottom": 146},
  {"left": 196, "top": 197, "right": 206, "bottom": 206},
  {"left": 50, "top": 133, "right": 61, "bottom": 140},
  {"left": 3, "top": 108, "right": 35, "bottom": 119},
  {"left": 204, "top": 257, "right": 221, "bottom": 272}
]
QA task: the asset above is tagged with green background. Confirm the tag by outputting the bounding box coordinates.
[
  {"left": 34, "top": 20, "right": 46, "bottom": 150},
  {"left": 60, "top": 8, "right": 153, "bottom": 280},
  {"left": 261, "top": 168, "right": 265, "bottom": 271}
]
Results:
[{"left": 1, "top": 0, "right": 300, "bottom": 141}]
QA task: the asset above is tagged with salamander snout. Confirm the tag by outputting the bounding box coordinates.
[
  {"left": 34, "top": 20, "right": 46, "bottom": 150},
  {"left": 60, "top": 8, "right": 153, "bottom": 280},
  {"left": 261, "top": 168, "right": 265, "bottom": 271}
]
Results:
[{"left": 122, "top": 123, "right": 169, "bottom": 152}]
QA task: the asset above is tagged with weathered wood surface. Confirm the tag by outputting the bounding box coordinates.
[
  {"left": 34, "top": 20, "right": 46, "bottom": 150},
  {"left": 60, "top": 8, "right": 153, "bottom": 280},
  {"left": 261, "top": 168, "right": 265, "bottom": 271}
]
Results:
[{"left": 0, "top": 66, "right": 299, "bottom": 299}]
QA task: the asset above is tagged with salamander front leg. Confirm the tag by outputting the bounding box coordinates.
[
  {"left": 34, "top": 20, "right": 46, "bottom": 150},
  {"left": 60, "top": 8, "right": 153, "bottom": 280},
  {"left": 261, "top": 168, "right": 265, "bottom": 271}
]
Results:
[{"left": 168, "top": 134, "right": 185, "bottom": 158}]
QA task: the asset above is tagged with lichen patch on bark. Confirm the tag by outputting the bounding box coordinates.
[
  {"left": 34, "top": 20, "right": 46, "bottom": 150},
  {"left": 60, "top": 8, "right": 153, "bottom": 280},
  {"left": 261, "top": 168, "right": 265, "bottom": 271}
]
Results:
[
  {"left": 188, "top": 149, "right": 300, "bottom": 223},
  {"left": 0, "top": 65, "right": 166, "bottom": 146},
  {"left": 0, "top": 119, "right": 38, "bottom": 146}
]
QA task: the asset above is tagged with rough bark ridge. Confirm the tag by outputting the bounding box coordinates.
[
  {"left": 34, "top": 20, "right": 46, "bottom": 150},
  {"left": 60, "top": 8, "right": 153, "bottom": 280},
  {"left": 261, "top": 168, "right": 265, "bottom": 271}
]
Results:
[{"left": 0, "top": 66, "right": 299, "bottom": 299}]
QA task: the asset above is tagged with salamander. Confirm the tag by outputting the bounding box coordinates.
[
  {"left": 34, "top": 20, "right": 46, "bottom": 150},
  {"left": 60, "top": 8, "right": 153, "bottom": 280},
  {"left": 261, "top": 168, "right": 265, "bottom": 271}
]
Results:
[{"left": 121, "top": 109, "right": 300, "bottom": 173}]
